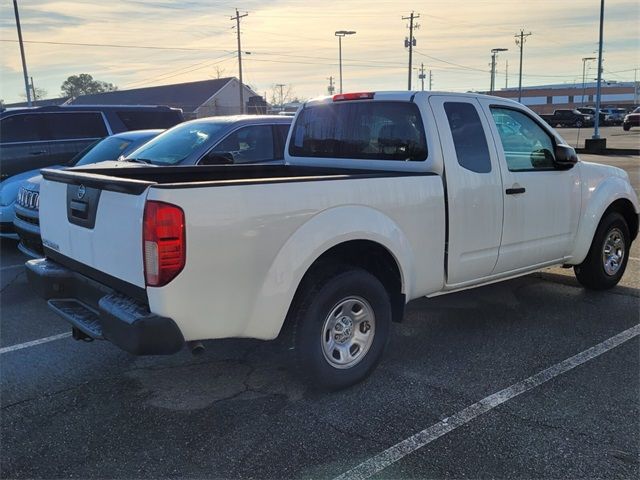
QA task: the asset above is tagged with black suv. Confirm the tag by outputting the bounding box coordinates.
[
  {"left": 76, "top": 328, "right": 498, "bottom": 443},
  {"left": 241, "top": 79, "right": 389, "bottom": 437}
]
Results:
[{"left": 0, "top": 105, "right": 183, "bottom": 180}]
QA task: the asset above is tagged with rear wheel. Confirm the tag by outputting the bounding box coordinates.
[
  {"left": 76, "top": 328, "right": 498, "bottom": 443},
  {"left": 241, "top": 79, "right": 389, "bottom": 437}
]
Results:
[
  {"left": 575, "top": 120, "right": 583, "bottom": 128},
  {"left": 623, "top": 124, "right": 631, "bottom": 131},
  {"left": 287, "top": 266, "right": 391, "bottom": 390},
  {"left": 574, "top": 212, "right": 630, "bottom": 290}
]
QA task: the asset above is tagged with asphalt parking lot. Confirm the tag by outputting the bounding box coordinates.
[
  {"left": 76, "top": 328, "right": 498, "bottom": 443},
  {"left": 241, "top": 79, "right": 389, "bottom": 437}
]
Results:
[
  {"left": 558, "top": 125, "right": 639, "bottom": 150},
  {"left": 1, "top": 154, "right": 638, "bottom": 479}
]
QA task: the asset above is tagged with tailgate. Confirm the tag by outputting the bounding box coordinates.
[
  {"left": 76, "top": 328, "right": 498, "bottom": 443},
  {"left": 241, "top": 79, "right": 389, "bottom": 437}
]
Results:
[{"left": 39, "top": 170, "right": 152, "bottom": 288}]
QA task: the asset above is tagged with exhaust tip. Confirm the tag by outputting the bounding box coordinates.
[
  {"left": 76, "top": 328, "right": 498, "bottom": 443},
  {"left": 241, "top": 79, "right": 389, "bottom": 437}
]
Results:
[{"left": 187, "top": 340, "right": 205, "bottom": 356}]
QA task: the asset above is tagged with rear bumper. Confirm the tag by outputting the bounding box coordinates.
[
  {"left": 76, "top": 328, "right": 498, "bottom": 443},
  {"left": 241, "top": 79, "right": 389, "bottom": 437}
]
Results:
[{"left": 25, "top": 258, "right": 184, "bottom": 355}]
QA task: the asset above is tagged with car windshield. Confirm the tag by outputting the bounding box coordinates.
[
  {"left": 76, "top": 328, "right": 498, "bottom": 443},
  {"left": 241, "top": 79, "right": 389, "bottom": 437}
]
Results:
[
  {"left": 125, "top": 121, "right": 228, "bottom": 165},
  {"left": 634, "top": 107, "right": 640, "bottom": 113},
  {"left": 71, "top": 136, "right": 137, "bottom": 166}
]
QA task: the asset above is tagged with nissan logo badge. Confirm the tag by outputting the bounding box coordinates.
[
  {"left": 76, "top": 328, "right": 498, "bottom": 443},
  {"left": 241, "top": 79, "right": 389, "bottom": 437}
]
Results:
[{"left": 77, "top": 184, "right": 86, "bottom": 200}]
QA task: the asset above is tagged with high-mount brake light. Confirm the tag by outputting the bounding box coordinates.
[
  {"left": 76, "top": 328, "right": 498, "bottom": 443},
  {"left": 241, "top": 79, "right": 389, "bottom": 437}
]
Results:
[
  {"left": 143, "top": 201, "right": 185, "bottom": 287},
  {"left": 332, "top": 92, "right": 375, "bottom": 102}
]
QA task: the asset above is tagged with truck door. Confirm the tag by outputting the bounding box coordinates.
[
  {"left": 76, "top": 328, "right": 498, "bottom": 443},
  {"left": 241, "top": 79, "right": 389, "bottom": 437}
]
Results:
[
  {"left": 479, "top": 101, "right": 581, "bottom": 273},
  {"left": 428, "top": 96, "right": 504, "bottom": 286}
]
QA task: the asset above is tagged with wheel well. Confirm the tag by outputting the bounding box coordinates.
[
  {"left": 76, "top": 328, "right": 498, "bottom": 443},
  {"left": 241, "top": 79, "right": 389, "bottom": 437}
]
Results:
[
  {"left": 297, "top": 240, "right": 406, "bottom": 323},
  {"left": 605, "top": 199, "right": 639, "bottom": 242}
]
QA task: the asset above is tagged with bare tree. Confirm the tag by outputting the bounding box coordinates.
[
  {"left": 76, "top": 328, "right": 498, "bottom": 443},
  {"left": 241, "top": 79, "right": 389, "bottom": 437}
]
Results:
[{"left": 269, "top": 84, "right": 295, "bottom": 107}]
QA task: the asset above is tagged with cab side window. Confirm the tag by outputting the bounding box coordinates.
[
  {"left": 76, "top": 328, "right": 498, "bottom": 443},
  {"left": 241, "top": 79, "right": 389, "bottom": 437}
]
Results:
[
  {"left": 444, "top": 102, "right": 491, "bottom": 173},
  {"left": 212, "top": 125, "right": 274, "bottom": 163},
  {"left": 490, "top": 107, "right": 555, "bottom": 171}
]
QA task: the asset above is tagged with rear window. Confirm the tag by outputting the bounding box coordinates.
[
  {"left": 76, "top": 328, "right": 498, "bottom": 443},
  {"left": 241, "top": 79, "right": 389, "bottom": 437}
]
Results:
[
  {"left": 116, "top": 110, "right": 182, "bottom": 130},
  {"left": 45, "top": 112, "right": 108, "bottom": 140},
  {"left": 289, "top": 101, "right": 427, "bottom": 161}
]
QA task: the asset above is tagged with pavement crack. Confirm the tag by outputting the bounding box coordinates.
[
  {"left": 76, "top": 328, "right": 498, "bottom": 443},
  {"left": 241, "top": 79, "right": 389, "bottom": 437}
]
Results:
[
  {"left": 1, "top": 381, "right": 88, "bottom": 411},
  {"left": 1, "top": 270, "right": 24, "bottom": 294}
]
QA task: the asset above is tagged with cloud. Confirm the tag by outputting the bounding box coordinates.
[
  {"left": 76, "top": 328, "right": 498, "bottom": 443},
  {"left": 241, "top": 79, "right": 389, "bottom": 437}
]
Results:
[{"left": 1, "top": 0, "right": 638, "bottom": 102}]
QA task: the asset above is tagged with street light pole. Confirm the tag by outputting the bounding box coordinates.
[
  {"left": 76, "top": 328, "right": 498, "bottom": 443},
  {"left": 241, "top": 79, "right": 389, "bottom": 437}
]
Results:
[
  {"left": 490, "top": 48, "right": 508, "bottom": 95},
  {"left": 13, "top": 0, "right": 31, "bottom": 107},
  {"left": 335, "top": 30, "right": 356, "bottom": 94},
  {"left": 592, "top": 0, "right": 605, "bottom": 140},
  {"left": 581, "top": 57, "right": 596, "bottom": 106}
]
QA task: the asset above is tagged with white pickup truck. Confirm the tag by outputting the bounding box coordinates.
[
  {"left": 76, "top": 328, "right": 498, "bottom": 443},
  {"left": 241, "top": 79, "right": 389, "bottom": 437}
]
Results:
[{"left": 27, "top": 91, "right": 639, "bottom": 390}]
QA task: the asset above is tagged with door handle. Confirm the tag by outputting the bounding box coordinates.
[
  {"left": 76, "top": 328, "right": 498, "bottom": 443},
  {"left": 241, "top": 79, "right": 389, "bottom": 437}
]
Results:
[
  {"left": 505, "top": 187, "right": 526, "bottom": 195},
  {"left": 29, "top": 150, "right": 46, "bottom": 156}
]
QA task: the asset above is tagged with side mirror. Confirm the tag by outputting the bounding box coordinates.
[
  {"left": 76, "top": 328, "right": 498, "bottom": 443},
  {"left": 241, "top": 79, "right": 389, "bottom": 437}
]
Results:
[
  {"left": 553, "top": 144, "right": 578, "bottom": 169},
  {"left": 200, "top": 151, "right": 235, "bottom": 165}
]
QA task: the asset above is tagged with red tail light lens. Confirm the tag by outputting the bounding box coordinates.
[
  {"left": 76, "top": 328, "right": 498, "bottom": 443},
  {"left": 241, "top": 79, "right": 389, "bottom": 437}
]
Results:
[
  {"left": 333, "top": 92, "right": 375, "bottom": 102},
  {"left": 143, "top": 201, "right": 185, "bottom": 287}
]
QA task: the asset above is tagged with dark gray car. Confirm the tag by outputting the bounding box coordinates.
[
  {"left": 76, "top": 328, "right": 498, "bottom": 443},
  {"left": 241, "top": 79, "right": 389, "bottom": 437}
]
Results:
[{"left": 124, "top": 115, "right": 292, "bottom": 166}]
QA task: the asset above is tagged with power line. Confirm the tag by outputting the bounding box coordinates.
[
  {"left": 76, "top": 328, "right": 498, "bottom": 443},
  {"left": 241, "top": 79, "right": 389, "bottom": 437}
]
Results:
[{"left": 0, "top": 38, "right": 228, "bottom": 52}]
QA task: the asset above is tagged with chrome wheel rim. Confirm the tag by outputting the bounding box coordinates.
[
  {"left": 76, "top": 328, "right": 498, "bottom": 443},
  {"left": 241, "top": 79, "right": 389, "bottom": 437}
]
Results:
[
  {"left": 321, "top": 296, "right": 375, "bottom": 369},
  {"left": 602, "top": 227, "right": 625, "bottom": 276}
]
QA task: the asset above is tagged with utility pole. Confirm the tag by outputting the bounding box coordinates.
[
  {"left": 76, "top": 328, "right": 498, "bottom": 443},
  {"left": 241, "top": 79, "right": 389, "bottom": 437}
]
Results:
[
  {"left": 592, "top": 0, "right": 605, "bottom": 140},
  {"left": 13, "top": 0, "right": 31, "bottom": 106},
  {"left": 490, "top": 48, "right": 508, "bottom": 94},
  {"left": 418, "top": 63, "right": 426, "bottom": 91},
  {"left": 634, "top": 68, "right": 638, "bottom": 106},
  {"left": 275, "top": 83, "right": 286, "bottom": 108},
  {"left": 231, "top": 9, "right": 248, "bottom": 114},
  {"left": 515, "top": 30, "right": 532, "bottom": 103},
  {"left": 403, "top": 12, "right": 420, "bottom": 90},
  {"left": 327, "top": 76, "right": 335, "bottom": 95},
  {"left": 429, "top": 70, "right": 433, "bottom": 90},
  {"left": 505, "top": 60, "right": 509, "bottom": 89},
  {"left": 30, "top": 76, "right": 37, "bottom": 103}
]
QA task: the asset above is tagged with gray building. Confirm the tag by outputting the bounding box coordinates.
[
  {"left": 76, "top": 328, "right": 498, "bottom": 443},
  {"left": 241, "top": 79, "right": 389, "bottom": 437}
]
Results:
[{"left": 71, "top": 78, "right": 261, "bottom": 119}]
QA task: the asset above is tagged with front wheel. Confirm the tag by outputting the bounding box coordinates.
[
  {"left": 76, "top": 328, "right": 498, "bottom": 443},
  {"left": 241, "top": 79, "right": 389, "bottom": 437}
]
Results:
[
  {"left": 288, "top": 266, "right": 391, "bottom": 390},
  {"left": 623, "top": 124, "right": 631, "bottom": 131},
  {"left": 574, "top": 212, "right": 630, "bottom": 290},
  {"left": 575, "top": 121, "right": 583, "bottom": 128}
]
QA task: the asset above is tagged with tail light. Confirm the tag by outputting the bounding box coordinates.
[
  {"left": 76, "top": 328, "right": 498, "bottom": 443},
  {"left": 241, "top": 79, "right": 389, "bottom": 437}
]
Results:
[{"left": 143, "top": 201, "right": 185, "bottom": 287}]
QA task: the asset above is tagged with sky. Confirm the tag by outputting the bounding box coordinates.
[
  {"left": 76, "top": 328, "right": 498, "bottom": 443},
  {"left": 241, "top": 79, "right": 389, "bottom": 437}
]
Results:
[{"left": 0, "top": 0, "right": 639, "bottom": 104}]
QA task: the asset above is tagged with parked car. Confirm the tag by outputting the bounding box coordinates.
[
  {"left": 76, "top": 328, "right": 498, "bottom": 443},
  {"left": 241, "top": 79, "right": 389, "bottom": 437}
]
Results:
[
  {"left": 622, "top": 107, "right": 640, "bottom": 131},
  {"left": 576, "top": 107, "right": 609, "bottom": 126},
  {"left": 540, "top": 109, "right": 593, "bottom": 128},
  {"left": 27, "top": 91, "right": 638, "bottom": 390},
  {"left": 123, "top": 115, "right": 292, "bottom": 166},
  {"left": 0, "top": 105, "right": 183, "bottom": 181},
  {"left": 0, "top": 105, "right": 181, "bottom": 238},
  {"left": 600, "top": 107, "right": 627, "bottom": 125},
  {"left": 13, "top": 130, "right": 162, "bottom": 256}
]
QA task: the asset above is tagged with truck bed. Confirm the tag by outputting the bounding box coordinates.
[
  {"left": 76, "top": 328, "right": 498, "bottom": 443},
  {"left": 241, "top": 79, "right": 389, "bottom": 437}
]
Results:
[{"left": 41, "top": 164, "right": 434, "bottom": 195}]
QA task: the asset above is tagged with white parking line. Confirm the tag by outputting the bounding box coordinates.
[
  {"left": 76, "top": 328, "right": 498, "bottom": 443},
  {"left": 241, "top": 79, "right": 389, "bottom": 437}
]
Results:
[
  {"left": 333, "top": 324, "right": 640, "bottom": 480},
  {"left": 0, "top": 332, "right": 72, "bottom": 355},
  {"left": 0, "top": 264, "right": 23, "bottom": 272}
]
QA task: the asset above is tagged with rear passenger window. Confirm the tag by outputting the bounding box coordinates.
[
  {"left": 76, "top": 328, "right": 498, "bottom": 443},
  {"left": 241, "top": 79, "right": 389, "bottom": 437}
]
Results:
[
  {"left": 289, "top": 101, "right": 427, "bottom": 161},
  {"left": 116, "top": 111, "right": 181, "bottom": 129},
  {"left": 45, "top": 113, "right": 108, "bottom": 140},
  {"left": 444, "top": 102, "right": 491, "bottom": 173},
  {"left": 0, "top": 114, "right": 46, "bottom": 143}
]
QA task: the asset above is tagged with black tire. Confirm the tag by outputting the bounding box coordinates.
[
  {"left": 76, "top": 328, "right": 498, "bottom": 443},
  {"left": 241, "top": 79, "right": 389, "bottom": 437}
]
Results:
[
  {"left": 574, "top": 212, "right": 630, "bottom": 290},
  {"left": 287, "top": 265, "right": 391, "bottom": 390},
  {"left": 623, "top": 124, "right": 631, "bottom": 131},
  {"left": 575, "top": 120, "right": 583, "bottom": 128}
]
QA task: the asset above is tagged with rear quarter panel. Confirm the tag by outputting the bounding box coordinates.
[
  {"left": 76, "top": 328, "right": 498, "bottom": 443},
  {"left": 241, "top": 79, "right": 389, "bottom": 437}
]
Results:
[{"left": 146, "top": 174, "right": 445, "bottom": 341}]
